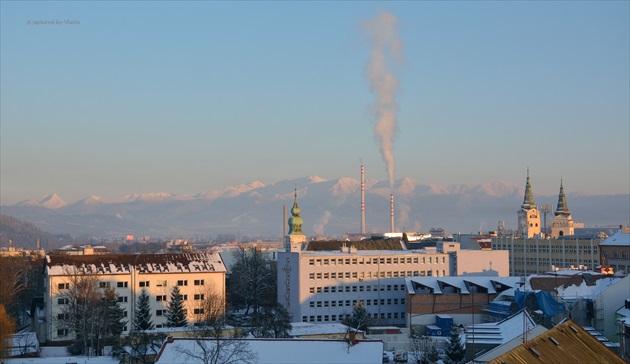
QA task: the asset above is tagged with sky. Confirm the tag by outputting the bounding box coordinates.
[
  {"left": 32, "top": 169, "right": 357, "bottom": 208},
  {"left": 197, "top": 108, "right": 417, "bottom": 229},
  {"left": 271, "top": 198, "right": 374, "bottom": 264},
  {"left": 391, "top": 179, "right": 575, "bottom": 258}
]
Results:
[{"left": 1, "top": 1, "right": 629, "bottom": 206}]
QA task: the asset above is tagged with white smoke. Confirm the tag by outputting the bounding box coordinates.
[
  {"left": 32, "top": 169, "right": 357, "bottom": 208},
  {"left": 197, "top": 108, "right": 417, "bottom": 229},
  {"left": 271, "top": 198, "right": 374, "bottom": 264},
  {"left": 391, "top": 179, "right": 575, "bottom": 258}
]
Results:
[
  {"left": 313, "top": 211, "right": 333, "bottom": 236},
  {"left": 362, "top": 11, "right": 404, "bottom": 189}
]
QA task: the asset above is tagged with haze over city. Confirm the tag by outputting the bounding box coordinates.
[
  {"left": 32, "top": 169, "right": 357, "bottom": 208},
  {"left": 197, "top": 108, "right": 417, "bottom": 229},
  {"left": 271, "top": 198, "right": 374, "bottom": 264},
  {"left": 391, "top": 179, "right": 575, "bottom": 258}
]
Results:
[{"left": 1, "top": 1, "right": 628, "bottom": 206}]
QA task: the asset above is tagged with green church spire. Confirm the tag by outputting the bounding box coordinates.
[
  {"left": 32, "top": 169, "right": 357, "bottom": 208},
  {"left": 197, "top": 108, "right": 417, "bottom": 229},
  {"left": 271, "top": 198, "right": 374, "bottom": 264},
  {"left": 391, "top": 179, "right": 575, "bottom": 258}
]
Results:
[
  {"left": 288, "top": 189, "right": 305, "bottom": 235},
  {"left": 521, "top": 169, "right": 537, "bottom": 210},
  {"left": 554, "top": 179, "right": 570, "bottom": 216}
]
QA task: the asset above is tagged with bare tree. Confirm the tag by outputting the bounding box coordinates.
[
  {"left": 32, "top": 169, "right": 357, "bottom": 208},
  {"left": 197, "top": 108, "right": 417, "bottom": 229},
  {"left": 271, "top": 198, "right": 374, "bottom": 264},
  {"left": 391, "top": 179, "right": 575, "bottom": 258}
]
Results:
[
  {"left": 227, "top": 246, "right": 276, "bottom": 315},
  {"left": 0, "top": 257, "right": 29, "bottom": 322},
  {"left": 176, "top": 284, "right": 257, "bottom": 364},
  {"left": 408, "top": 335, "right": 438, "bottom": 364},
  {"left": 56, "top": 268, "right": 125, "bottom": 356}
]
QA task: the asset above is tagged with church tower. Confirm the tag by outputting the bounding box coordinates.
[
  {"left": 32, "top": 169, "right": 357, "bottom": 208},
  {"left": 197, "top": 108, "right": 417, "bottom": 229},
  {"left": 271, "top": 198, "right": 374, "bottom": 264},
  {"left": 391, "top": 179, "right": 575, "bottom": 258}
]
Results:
[
  {"left": 517, "top": 170, "right": 541, "bottom": 238},
  {"left": 551, "top": 179, "right": 574, "bottom": 238},
  {"left": 285, "top": 189, "right": 307, "bottom": 252}
]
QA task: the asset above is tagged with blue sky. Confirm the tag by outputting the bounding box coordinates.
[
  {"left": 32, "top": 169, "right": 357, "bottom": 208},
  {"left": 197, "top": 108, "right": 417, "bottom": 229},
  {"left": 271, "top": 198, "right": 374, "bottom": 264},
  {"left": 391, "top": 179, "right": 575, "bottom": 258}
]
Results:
[{"left": 1, "top": 1, "right": 628, "bottom": 205}]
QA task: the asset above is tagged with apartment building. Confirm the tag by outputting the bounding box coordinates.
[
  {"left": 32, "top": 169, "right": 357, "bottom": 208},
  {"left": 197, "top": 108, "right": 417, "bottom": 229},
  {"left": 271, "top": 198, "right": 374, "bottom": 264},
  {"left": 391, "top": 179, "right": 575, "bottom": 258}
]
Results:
[
  {"left": 43, "top": 253, "right": 226, "bottom": 343},
  {"left": 492, "top": 235, "right": 604, "bottom": 276},
  {"left": 599, "top": 228, "right": 630, "bottom": 274}
]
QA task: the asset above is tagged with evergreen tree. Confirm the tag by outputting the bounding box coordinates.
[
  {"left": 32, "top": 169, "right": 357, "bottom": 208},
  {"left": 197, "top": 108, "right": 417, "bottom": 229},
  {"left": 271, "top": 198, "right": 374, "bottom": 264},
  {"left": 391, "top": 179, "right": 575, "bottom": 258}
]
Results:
[
  {"left": 444, "top": 327, "right": 465, "bottom": 364},
  {"left": 103, "top": 287, "right": 126, "bottom": 348},
  {"left": 165, "top": 286, "right": 188, "bottom": 327},
  {"left": 133, "top": 289, "right": 154, "bottom": 331},
  {"left": 342, "top": 300, "right": 372, "bottom": 332},
  {"left": 427, "top": 345, "right": 440, "bottom": 363}
]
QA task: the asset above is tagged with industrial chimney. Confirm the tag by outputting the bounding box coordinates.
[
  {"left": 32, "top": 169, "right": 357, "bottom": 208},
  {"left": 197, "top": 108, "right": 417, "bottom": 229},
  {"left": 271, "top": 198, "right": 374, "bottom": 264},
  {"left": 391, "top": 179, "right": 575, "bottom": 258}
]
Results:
[
  {"left": 361, "top": 165, "right": 366, "bottom": 234},
  {"left": 390, "top": 193, "right": 395, "bottom": 233}
]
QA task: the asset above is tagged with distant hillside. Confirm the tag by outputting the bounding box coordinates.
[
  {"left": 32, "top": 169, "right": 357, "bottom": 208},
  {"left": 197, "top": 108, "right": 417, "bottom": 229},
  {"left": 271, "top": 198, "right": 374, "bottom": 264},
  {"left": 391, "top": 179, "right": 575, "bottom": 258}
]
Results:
[{"left": 0, "top": 214, "right": 71, "bottom": 250}]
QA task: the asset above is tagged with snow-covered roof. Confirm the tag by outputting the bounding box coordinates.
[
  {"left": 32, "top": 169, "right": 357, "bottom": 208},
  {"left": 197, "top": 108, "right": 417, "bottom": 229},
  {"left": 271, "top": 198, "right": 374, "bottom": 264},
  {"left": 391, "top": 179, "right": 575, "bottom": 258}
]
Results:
[
  {"left": 46, "top": 253, "right": 226, "bottom": 276},
  {"left": 545, "top": 275, "right": 627, "bottom": 301},
  {"left": 599, "top": 229, "right": 630, "bottom": 246},
  {"left": 289, "top": 322, "right": 359, "bottom": 337},
  {"left": 155, "top": 338, "right": 384, "bottom": 364},
  {"left": 465, "top": 311, "right": 537, "bottom": 346},
  {"left": 406, "top": 276, "right": 521, "bottom": 295}
]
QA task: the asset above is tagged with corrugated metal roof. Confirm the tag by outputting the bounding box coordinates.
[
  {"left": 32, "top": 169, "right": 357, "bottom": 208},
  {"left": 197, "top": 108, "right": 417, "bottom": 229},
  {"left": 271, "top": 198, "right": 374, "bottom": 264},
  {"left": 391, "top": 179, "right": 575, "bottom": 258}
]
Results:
[{"left": 488, "top": 319, "right": 625, "bottom": 364}]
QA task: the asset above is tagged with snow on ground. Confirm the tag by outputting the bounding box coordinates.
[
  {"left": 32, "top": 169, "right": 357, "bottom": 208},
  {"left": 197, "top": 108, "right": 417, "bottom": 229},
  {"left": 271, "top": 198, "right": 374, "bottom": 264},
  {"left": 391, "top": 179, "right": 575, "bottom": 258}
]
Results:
[{"left": 5, "top": 347, "right": 118, "bottom": 364}]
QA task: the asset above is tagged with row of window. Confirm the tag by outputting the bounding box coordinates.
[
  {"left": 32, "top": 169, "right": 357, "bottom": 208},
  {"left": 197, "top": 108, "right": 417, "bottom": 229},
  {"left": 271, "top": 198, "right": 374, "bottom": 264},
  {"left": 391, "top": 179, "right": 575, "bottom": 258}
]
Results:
[
  {"left": 309, "top": 298, "right": 405, "bottom": 308},
  {"left": 603, "top": 250, "right": 629, "bottom": 259},
  {"left": 58, "top": 279, "right": 206, "bottom": 291},
  {"left": 302, "top": 311, "right": 405, "bottom": 323},
  {"left": 308, "top": 271, "right": 428, "bottom": 280},
  {"left": 58, "top": 293, "right": 205, "bottom": 305},
  {"left": 139, "top": 279, "right": 204, "bottom": 288},
  {"left": 308, "top": 256, "right": 444, "bottom": 266},
  {"left": 309, "top": 284, "right": 406, "bottom": 294}
]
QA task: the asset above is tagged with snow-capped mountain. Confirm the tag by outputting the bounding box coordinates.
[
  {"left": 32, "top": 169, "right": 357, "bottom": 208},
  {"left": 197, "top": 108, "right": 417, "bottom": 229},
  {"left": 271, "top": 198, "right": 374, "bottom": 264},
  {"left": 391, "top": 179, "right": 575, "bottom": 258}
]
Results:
[
  {"left": 2, "top": 176, "right": 628, "bottom": 239},
  {"left": 14, "top": 193, "right": 68, "bottom": 209}
]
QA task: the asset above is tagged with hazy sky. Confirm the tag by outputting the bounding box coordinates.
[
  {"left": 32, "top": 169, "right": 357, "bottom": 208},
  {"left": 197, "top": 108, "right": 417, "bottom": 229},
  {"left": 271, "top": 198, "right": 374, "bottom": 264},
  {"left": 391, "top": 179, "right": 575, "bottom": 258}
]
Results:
[{"left": 1, "top": 1, "right": 629, "bottom": 205}]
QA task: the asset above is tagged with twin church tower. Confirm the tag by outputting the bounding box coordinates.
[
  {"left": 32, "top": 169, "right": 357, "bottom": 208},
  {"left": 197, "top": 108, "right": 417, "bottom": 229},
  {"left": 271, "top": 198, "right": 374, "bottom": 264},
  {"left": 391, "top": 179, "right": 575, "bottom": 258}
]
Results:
[{"left": 518, "top": 170, "right": 575, "bottom": 239}]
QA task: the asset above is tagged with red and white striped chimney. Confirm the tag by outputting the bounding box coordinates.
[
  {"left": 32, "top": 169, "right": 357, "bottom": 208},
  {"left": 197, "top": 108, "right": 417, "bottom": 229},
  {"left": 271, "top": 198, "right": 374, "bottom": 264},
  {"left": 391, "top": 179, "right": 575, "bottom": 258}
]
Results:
[{"left": 390, "top": 193, "right": 395, "bottom": 233}]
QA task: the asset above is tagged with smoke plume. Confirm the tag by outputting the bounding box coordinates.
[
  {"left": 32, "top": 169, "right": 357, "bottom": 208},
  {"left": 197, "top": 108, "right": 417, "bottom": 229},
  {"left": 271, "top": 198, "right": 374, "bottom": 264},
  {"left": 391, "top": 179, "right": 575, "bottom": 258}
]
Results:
[
  {"left": 313, "top": 211, "right": 333, "bottom": 236},
  {"left": 362, "top": 11, "right": 404, "bottom": 189}
]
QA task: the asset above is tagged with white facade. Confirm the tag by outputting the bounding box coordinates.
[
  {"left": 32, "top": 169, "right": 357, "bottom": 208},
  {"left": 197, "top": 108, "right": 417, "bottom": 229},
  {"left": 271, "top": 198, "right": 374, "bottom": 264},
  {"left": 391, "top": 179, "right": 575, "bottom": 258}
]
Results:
[
  {"left": 278, "top": 246, "right": 452, "bottom": 326},
  {"left": 44, "top": 253, "right": 226, "bottom": 343}
]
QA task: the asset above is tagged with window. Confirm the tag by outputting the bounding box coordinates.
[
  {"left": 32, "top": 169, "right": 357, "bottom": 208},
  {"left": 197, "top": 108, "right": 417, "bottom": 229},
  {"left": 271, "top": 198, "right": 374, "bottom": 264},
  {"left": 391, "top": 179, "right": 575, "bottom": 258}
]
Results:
[
  {"left": 194, "top": 294, "right": 205, "bottom": 300},
  {"left": 117, "top": 281, "right": 128, "bottom": 288},
  {"left": 309, "top": 287, "right": 315, "bottom": 293},
  {"left": 310, "top": 302, "right": 315, "bottom": 308},
  {"left": 177, "top": 280, "right": 188, "bottom": 286},
  {"left": 99, "top": 282, "right": 110, "bottom": 288},
  {"left": 177, "top": 294, "right": 188, "bottom": 301},
  {"left": 57, "top": 298, "right": 69, "bottom": 305},
  {"left": 57, "top": 328, "right": 69, "bottom": 336},
  {"left": 156, "top": 280, "right": 167, "bottom": 287},
  {"left": 139, "top": 281, "right": 150, "bottom": 287},
  {"left": 156, "top": 295, "right": 167, "bottom": 302},
  {"left": 156, "top": 310, "right": 165, "bottom": 316},
  {"left": 118, "top": 296, "right": 128, "bottom": 303},
  {"left": 194, "top": 279, "right": 204, "bottom": 286},
  {"left": 194, "top": 308, "right": 204, "bottom": 315},
  {"left": 309, "top": 259, "right": 314, "bottom": 265},
  {"left": 57, "top": 313, "right": 68, "bottom": 320},
  {"left": 156, "top": 324, "right": 163, "bottom": 329},
  {"left": 123, "top": 311, "right": 128, "bottom": 317},
  {"left": 58, "top": 283, "right": 69, "bottom": 290},
  {"left": 309, "top": 273, "right": 315, "bottom": 279},
  {"left": 317, "top": 301, "right": 322, "bottom": 308}
]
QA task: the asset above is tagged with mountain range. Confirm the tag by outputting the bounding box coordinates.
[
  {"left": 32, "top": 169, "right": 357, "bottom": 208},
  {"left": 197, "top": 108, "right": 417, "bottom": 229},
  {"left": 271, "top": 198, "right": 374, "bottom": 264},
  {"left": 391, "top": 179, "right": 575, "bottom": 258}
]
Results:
[{"left": 2, "top": 176, "right": 628, "bottom": 240}]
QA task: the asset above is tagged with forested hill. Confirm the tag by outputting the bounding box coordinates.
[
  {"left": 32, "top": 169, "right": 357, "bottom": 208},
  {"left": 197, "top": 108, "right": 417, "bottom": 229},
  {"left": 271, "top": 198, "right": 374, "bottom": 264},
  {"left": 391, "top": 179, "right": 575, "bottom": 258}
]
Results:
[{"left": 0, "top": 214, "right": 71, "bottom": 250}]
